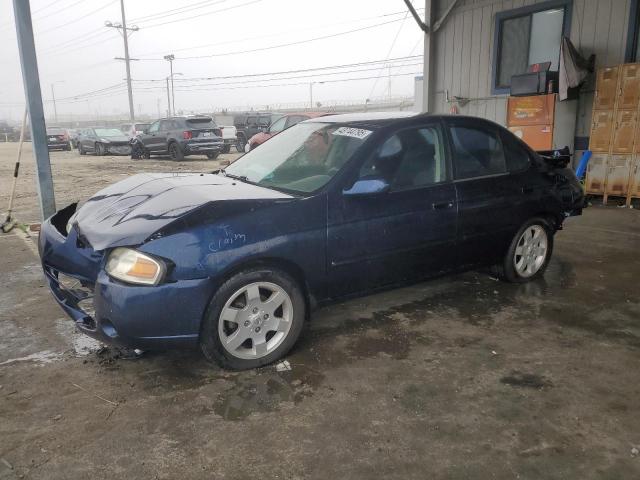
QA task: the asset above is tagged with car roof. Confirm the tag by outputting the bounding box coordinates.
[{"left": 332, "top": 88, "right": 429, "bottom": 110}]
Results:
[{"left": 302, "top": 111, "right": 418, "bottom": 126}]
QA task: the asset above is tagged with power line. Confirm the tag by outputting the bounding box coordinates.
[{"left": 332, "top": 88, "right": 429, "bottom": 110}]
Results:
[
  {"left": 131, "top": 8, "right": 420, "bottom": 58},
  {"left": 131, "top": 0, "right": 229, "bottom": 24},
  {"left": 38, "top": 0, "right": 118, "bottom": 34},
  {"left": 141, "top": 0, "right": 262, "bottom": 30},
  {"left": 138, "top": 16, "right": 409, "bottom": 61},
  {"left": 131, "top": 55, "right": 422, "bottom": 83},
  {"left": 368, "top": 12, "right": 409, "bottom": 99}
]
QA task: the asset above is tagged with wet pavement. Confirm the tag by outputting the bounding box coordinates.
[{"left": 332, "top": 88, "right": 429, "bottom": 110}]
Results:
[{"left": 1, "top": 145, "right": 639, "bottom": 479}]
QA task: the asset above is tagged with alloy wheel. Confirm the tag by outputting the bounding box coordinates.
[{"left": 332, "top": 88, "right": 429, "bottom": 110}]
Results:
[
  {"left": 218, "top": 281, "right": 293, "bottom": 360},
  {"left": 513, "top": 225, "right": 548, "bottom": 278}
]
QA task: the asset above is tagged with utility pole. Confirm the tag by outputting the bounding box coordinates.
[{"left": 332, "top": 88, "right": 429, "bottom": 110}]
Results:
[
  {"left": 164, "top": 54, "right": 175, "bottom": 115},
  {"left": 105, "top": 0, "right": 139, "bottom": 123},
  {"left": 156, "top": 98, "right": 161, "bottom": 118},
  {"left": 13, "top": 0, "right": 56, "bottom": 219}
]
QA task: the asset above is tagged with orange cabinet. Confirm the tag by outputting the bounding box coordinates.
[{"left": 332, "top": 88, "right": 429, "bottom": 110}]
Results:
[
  {"left": 618, "top": 64, "right": 640, "bottom": 110},
  {"left": 589, "top": 110, "right": 614, "bottom": 152},
  {"left": 611, "top": 110, "right": 637, "bottom": 153},
  {"left": 594, "top": 67, "right": 619, "bottom": 110},
  {"left": 508, "top": 125, "right": 552, "bottom": 150},
  {"left": 507, "top": 95, "right": 555, "bottom": 126}
]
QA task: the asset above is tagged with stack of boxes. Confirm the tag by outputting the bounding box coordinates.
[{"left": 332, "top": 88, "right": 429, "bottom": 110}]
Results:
[{"left": 586, "top": 64, "right": 640, "bottom": 206}]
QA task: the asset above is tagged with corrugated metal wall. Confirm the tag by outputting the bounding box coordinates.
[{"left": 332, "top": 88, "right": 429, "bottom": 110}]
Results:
[{"left": 432, "top": 0, "right": 633, "bottom": 137}]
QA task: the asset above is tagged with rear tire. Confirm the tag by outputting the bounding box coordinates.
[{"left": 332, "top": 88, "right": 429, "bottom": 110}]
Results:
[
  {"left": 222, "top": 144, "right": 231, "bottom": 154},
  {"left": 200, "top": 267, "right": 306, "bottom": 370},
  {"left": 497, "top": 217, "right": 554, "bottom": 283},
  {"left": 168, "top": 142, "right": 184, "bottom": 160},
  {"left": 206, "top": 152, "right": 219, "bottom": 160},
  {"left": 236, "top": 136, "right": 246, "bottom": 153}
]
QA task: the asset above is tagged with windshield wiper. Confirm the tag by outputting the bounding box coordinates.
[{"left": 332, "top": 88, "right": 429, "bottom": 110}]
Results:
[{"left": 215, "top": 168, "right": 249, "bottom": 182}]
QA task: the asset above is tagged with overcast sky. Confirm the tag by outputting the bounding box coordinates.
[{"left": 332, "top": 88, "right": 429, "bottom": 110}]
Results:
[{"left": 0, "top": 0, "right": 424, "bottom": 123}]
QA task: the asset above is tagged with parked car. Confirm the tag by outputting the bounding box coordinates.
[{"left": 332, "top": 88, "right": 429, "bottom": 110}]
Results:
[
  {"left": 246, "top": 112, "right": 328, "bottom": 151},
  {"left": 46, "top": 127, "right": 71, "bottom": 151},
  {"left": 39, "top": 112, "right": 584, "bottom": 370},
  {"left": 233, "top": 112, "right": 281, "bottom": 152},
  {"left": 130, "top": 116, "right": 224, "bottom": 160},
  {"left": 218, "top": 125, "right": 237, "bottom": 154},
  {"left": 77, "top": 127, "right": 131, "bottom": 156},
  {"left": 120, "top": 122, "right": 151, "bottom": 139}
]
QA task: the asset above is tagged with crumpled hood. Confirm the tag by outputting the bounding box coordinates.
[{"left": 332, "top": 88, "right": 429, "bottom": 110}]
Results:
[
  {"left": 102, "top": 135, "right": 130, "bottom": 143},
  {"left": 74, "top": 173, "right": 292, "bottom": 250}
]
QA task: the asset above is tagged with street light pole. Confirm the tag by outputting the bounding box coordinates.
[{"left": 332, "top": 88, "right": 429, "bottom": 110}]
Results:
[
  {"left": 165, "top": 76, "right": 171, "bottom": 116},
  {"left": 164, "top": 54, "right": 176, "bottom": 115}
]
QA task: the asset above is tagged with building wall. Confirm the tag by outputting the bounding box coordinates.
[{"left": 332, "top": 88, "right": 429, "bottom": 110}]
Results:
[{"left": 432, "top": 0, "right": 633, "bottom": 139}]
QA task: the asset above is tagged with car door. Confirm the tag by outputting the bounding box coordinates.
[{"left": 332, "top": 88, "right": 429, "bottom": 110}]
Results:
[
  {"left": 143, "top": 120, "right": 162, "bottom": 151},
  {"left": 81, "top": 129, "right": 96, "bottom": 152},
  {"left": 327, "top": 122, "right": 458, "bottom": 297},
  {"left": 446, "top": 118, "right": 515, "bottom": 268}
]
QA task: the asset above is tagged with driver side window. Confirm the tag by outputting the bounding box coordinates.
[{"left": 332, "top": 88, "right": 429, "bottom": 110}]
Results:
[
  {"left": 358, "top": 125, "right": 447, "bottom": 191},
  {"left": 269, "top": 117, "right": 287, "bottom": 134},
  {"left": 148, "top": 121, "right": 160, "bottom": 133}
]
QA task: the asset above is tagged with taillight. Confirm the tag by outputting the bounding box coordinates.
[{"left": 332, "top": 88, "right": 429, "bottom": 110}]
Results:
[{"left": 183, "top": 131, "right": 192, "bottom": 140}]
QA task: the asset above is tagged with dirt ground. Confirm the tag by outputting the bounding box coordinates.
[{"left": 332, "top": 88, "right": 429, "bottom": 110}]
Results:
[{"left": 1, "top": 143, "right": 639, "bottom": 479}]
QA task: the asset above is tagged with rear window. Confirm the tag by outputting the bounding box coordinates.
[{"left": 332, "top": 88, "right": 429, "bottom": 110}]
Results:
[
  {"left": 134, "top": 123, "right": 150, "bottom": 130},
  {"left": 186, "top": 118, "right": 216, "bottom": 128},
  {"left": 47, "top": 128, "right": 65, "bottom": 135}
]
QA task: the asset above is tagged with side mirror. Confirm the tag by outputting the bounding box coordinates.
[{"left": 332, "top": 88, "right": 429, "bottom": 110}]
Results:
[{"left": 343, "top": 177, "right": 390, "bottom": 197}]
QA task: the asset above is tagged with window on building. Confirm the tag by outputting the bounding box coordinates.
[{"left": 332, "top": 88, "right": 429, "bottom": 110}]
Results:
[
  {"left": 492, "top": 0, "right": 572, "bottom": 94},
  {"left": 626, "top": 0, "right": 640, "bottom": 62}
]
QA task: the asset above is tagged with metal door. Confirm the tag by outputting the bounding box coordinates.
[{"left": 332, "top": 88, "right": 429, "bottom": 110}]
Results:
[
  {"left": 594, "top": 67, "right": 619, "bottom": 110},
  {"left": 627, "top": 157, "right": 640, "bottom": 198},
  {"left": 589, "top": 110, "right": 614, "bottom": 152},
  {"left": 585, "top": 154, "right": 608, "bottom": 194},
  {"left": 612, "top": 110, "right": 637, "bottom": 154}
]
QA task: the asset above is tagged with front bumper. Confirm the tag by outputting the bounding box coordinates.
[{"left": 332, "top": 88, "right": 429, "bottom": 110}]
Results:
[
  {"left": 105, "top": 144, "right": 132, "bottom": 155},
  {"left": 39, "top": 210, "right": 213, "bottom": 350}
]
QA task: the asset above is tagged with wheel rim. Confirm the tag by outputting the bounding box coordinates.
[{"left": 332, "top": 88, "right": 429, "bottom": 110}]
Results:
[
  {"left": 218, "top": 281, "right": 293, "bottom": 360},
  {"left": 513, "top": 225, "right": 548, "bottom": 278}
]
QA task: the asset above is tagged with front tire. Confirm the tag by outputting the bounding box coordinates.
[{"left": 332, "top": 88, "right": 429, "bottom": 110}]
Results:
[
  {"left": 200, "top": 267, "right": 306, "bottom": 370},
  {"left": 95, "top": 143, "right": 106, "bottom": 156},
  {"left": 78, "top": 143, "right": 86, "bottom": 155},
  {"left": 499, "top": 217, "right": 554, "bottom": 283}
]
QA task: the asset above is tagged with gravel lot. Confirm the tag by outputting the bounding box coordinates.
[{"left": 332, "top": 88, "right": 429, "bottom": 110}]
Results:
[{"left": 1, "top": 143, "right": 639, "bottom": 479}]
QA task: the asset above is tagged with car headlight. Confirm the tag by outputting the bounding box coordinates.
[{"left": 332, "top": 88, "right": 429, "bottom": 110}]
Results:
[
  {"left": 105, "top": 248, "right": 165, "bottom": 286},
  {"left": 66, "top": 212, "right": 78, "bottom": 235}
]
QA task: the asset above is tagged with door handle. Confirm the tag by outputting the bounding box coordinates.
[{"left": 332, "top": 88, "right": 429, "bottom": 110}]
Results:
[
  {"left": 521, "top": 185, "right": 534, "bottom": 194},
  {"left": 432, "top": 201, "right": 454, "bottom": 210}
]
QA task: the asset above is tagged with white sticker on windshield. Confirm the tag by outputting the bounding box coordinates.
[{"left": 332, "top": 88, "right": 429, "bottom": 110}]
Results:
[{"left": 332, "top": 127, "right": 373, "bottom": 140}]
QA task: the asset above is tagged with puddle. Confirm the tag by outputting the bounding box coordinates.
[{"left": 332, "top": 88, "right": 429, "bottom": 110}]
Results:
[
  {"left": 212, "top": 365, "right": 324, "bottom": 421},
  {"left": 500, "top": 371, "right": 551, "bottom": 389}
]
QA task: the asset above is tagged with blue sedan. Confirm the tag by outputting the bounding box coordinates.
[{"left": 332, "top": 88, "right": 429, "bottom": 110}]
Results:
[{"left": 39, "top": 112, "right": 584, "bottom": 369}]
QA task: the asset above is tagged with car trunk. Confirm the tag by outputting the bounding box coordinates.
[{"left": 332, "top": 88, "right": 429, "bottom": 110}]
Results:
[{"left": 186, "top": 119, "right": 221, "bottom": 141}]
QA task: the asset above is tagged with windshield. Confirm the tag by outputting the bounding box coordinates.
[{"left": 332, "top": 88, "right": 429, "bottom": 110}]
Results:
[
  {"left": 95, "top": 128, "right": 124, "bottom": 137},
  {"left": 135, "top": 123, "right": 150, "bottom": 130},
  {"left": 224, "top": 122, "right": 373, "bottom": 193},
  {"left": 186, "top": 118, "right": 215, "bottom": 128}
]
